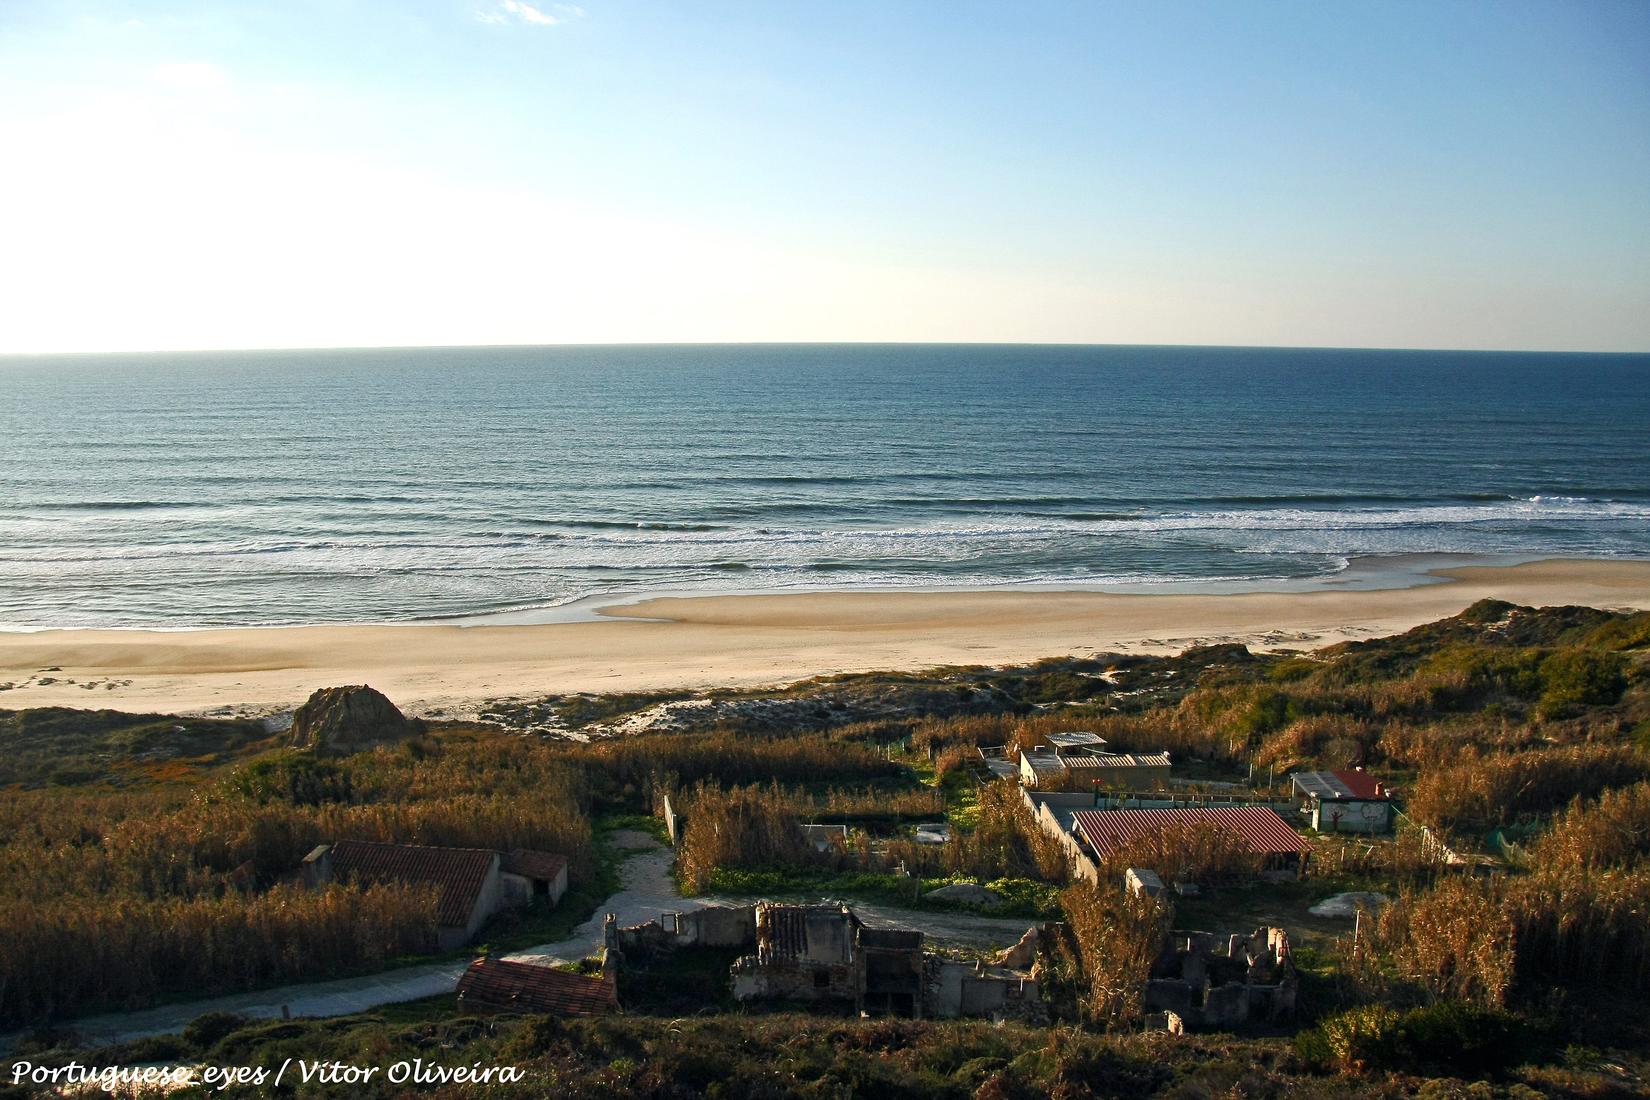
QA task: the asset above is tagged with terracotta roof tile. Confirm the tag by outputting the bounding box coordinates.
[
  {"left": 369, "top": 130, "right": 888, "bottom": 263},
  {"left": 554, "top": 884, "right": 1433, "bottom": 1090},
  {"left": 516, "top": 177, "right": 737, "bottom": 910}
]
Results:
[
  {"left": 501, "top": 849, "right": 569, "bottom": 881},
  {"left": 458, "top": 958, "right": 617, "bottom": 1016},
  {"left": 328, "top": 840, "right": 496, "bottom": 928}
]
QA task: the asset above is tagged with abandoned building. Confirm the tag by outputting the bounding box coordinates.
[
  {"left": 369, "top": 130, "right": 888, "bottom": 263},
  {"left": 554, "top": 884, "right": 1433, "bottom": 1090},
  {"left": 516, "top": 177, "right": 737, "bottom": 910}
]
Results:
[
  {"left": 929, "top": 956, "right": 1042, "bottom": 1020},
  {"left": 605, "top": 901, "right": 1040, "bottom": 1020},
  {"left": 1126, "top": 866, "right": 1167, "bottom": 898},
  {"left": 501, "top": 849, "right": 569, "bottom": 906},
  {"left": 456, "top": 957, "right": 617, "bottom": 1017},
  {"left": 1143, "top": 926, "right": 1297, "bottom": 1031},
  {"left": 728, "top": 903, "right": 929, "bottom": 1017},
  {"left": 302, "top": 838, "right": 568, "bottom": 950},
  {"left": 1289, "top": 769, "right": 1394, "bottom": 833},
  {"left": 1071, "top": 806, "right": 1310, "bottom": 873},
  {"left": 799, "top": 824, "right": 850, "bottom": 853}
]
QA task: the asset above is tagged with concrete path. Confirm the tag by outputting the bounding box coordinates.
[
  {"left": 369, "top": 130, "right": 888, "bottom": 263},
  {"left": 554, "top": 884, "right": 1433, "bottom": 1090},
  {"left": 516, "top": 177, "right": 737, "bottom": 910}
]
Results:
[{"left": 15, "top": 837, "right": 1035, "bottom": 1050}]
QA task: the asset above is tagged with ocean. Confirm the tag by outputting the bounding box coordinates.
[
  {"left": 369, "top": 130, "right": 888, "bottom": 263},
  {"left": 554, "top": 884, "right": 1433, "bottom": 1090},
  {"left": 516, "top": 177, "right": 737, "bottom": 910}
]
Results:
[{"left": 1, "top": 343, "right": 1646, "bottom": 629}]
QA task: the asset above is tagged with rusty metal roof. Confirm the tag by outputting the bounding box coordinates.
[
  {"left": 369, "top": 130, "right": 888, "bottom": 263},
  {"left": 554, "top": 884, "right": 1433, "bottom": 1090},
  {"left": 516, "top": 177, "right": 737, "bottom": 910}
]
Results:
[
  {"left": 328, "top": 839, "right": 496, "bottom": 928},
  {"left": 501, "top": 849, "right": 569, "bottom": 881},
  {"left": 457, "top": 958, "right": 617, "bottom": 1016},
  {"left": 1071, "top": 806, "right": 1308, "bottom": 860}
]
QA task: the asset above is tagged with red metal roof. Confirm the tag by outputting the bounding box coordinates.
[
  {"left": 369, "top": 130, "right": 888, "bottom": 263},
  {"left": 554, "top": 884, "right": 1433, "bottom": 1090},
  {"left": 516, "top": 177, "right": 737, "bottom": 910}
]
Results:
[
  {"left": 1071, "top": 806, "right": 1308, "bottom": 860},
  {"left": 457, "top": 958, "right": 617, "bottom": 1016},
  {"left": 1333, "top": 770, "right": 1386, "bottom": 800},
  {"left": 328, "top": 840, "right": 496, "bottom": 928},
  {"left": 501, "top": 849, "right": 569, "bottom": 881}
]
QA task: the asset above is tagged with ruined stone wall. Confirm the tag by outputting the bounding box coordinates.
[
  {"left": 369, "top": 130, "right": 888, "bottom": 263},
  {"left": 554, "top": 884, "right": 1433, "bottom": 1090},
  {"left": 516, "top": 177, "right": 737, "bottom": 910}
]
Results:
[
  {"left": 1140, "top": 926, "right": 1297, "bottom": 1031},
  {"left": 609, "top": 905, "right": 758, "bottom": 955},
  {"left": 731, "top": 958, "right": 855, "bottom": 1003}
]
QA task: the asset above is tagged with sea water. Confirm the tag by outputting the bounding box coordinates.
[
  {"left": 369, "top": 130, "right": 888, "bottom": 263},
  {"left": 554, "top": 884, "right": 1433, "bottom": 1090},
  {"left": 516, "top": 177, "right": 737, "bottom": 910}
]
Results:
[{"left": 1, "top": 343, "right": 1646, "bottom": 628}]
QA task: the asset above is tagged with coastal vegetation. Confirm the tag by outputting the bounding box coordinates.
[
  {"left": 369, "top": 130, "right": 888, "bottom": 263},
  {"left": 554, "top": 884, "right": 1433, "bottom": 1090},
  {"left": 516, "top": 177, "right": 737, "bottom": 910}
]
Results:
[{"left": 2, "top": 599, "right": 1648, "bottom": 1095}]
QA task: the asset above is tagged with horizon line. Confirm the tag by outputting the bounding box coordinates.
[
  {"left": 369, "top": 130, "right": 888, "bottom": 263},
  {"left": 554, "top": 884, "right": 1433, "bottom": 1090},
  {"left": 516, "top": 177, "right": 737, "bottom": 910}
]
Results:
[{"left": 4, "top": 338, "right": 1649, "bottom": 358}]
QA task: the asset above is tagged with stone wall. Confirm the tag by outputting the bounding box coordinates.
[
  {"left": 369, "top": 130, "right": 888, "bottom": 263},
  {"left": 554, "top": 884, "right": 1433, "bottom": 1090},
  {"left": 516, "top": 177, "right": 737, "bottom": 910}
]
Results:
[
  {"left": 1140, "top": 926, "right": 1297, "bottom": 1031},
  {"left": 607, "top": 905, "right": 759, "bottom": 955}
]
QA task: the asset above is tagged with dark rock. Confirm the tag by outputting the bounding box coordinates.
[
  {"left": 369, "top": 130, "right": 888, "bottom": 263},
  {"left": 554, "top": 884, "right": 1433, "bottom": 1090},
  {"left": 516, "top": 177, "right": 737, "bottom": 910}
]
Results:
[{"left": 288, "top": 685, "right": 422, "bottom": 755}]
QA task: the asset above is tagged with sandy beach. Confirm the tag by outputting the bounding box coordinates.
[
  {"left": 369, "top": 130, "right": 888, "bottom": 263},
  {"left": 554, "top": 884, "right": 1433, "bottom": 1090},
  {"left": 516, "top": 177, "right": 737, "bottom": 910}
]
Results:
[{"left": 0, "top": 557, "right": 1646, "bottom": 717}]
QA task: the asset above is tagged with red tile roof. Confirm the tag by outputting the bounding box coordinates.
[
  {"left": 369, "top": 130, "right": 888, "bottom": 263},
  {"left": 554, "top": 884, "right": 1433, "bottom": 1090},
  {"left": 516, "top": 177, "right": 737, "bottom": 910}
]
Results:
[
  {"left": 1071, "top": 806, "right": 1309, "bottom": 860},
  {"left": 501, "top": 849, "right": 569, "bottom": 881},
  {"left": 457, "top": 958, "right": 617, "bottom": 1016},
  {"left": 328, "top": 840, "right": 496, "bottom": 928}
]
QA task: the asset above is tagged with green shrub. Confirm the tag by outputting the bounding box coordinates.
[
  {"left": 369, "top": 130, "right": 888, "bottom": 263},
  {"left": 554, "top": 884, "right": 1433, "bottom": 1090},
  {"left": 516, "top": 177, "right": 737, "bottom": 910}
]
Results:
[
  {"left": 1537, "top": 650, "right": 1627, "bottom": 716},
  {"left": 1301, "top": 1002, "right": 1533, "bottom": 1077},
  {"left": 182, "top": 1011, "right": 251, "bottom": 1050}
]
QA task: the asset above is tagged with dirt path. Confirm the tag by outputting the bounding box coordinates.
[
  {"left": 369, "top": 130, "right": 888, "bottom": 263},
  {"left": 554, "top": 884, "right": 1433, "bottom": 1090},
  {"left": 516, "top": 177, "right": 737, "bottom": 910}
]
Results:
[{"left": 7, "top": 836, "right": 1032, "bottom": 1050}]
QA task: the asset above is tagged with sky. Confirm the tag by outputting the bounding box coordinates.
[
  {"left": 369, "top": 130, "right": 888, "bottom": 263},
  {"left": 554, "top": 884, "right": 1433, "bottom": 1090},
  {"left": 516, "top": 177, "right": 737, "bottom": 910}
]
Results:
[{"left": 1, "top": 1, "right": 1647, "bottom": 353}]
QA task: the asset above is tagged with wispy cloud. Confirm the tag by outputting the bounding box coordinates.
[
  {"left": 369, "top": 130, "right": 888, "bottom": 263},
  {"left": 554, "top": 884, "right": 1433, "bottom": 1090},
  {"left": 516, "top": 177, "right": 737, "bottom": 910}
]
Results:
[{"left": 476, "top": 1, "right": 581, "bottom": 27}]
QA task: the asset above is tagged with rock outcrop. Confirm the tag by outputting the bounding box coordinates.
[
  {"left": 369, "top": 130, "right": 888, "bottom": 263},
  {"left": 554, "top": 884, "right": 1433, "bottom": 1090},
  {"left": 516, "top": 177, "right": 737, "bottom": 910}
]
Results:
[{"left": 288, "top": 685, "right": 422, "bottom": 755}]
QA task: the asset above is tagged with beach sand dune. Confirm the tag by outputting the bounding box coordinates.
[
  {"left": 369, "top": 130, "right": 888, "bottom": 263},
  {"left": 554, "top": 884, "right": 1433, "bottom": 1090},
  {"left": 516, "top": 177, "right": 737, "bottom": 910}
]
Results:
[{"left": 1, "top": 559, "right": 1646, "bottom": 716}]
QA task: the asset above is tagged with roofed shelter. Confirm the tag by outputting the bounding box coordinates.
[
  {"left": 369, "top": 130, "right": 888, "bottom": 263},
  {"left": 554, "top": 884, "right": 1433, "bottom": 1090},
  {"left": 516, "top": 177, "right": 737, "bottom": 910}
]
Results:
[
  {"left": 1290, "top": 770, "right": 1394, "bottom": 834},
  {"left": 1071, "top": 806, "right": 1309, "bottom": 873},
  {"left": 303, "top": 839, "right": 504, "bottom": 950}
]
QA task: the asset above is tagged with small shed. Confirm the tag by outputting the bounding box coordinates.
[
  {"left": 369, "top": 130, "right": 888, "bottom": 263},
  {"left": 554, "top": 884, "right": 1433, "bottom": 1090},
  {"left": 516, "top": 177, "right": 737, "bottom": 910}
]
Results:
[
  {"left": 1018, "top": 749, "right": 1069, "bottom": 789},
  {"left": 305, "top": 839, "right": 504, "bottom": 951},
  {"left": 1060, "top": 752, "right": 1173, "bottom": 790},
  {"left": 913, "top": 823, "right": 952, "bottom": 845},
  {"left": 1125, "top": 867, "right": 1166, "bottom": 898},
  {"left": 1290, "top": 770, "right": 1393, "bottom": 834},
  {"left": 501, "top": 849, "right": 570, "bottom": 906},
  {"left": 1042, "top": 731, "right": 1108, "bottom": 752},
  {"left": 800, "top": 824, "right": 849, "bottom": 853},
  {"left": 1072, "top": 806, "right": 1309, "bottom": 873}
]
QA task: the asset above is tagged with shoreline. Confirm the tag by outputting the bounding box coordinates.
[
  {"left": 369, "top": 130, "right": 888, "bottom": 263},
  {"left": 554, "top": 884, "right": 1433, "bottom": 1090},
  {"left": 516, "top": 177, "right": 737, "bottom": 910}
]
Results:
[{"left": 0, "top": 556, "right": 1646, "bottom": 717}]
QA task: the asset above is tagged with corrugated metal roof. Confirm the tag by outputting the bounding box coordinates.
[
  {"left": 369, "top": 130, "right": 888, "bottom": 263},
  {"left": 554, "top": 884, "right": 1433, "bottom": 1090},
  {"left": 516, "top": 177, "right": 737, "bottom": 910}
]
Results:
[
  {"left": 1046, "top": 731, "right": 1107, "bottom": 748},
  {"left": 501, "top": 849, "right": 568, "bottom": 881},
  {"left": 1333, "top": 770, "right": 1386, "bottom": 800},
  {"left": 1065, "top": 752, "right": 1172, "bottom": 768},
  {"left": 328, "top": 839, "right": 496, "bottom": 928},
  {"left": 1071, "top": 806, "right": 1308, "bottom": 860},
  {"left": 458, "top": 958, "right": 616, "bottom": 1016},
  {"left": 1291, "top": 770, "right": 1389, "bottom": 801}
]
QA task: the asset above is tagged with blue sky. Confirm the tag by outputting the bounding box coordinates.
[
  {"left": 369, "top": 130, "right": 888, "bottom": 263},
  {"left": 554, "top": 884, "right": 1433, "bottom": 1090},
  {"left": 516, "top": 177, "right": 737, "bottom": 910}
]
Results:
[{"left": 1, "top": 0, "right": 1647, "bottom": 352}]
